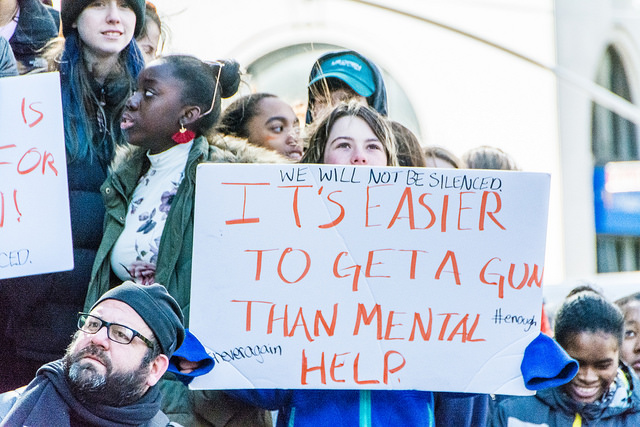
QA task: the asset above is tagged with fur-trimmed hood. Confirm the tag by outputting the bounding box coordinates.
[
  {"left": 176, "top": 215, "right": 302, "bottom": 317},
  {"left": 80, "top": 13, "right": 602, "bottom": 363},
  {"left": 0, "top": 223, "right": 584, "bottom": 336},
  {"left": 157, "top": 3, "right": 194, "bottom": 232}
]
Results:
[
  {"left": 87, "top": 134, "right": 293, "bottom": 324},
  {"left": 110, "top": 134, "right": 291, "bottom": 174},
  {"left": 207, "top": 134, "right": 292, "bottom": 164}
]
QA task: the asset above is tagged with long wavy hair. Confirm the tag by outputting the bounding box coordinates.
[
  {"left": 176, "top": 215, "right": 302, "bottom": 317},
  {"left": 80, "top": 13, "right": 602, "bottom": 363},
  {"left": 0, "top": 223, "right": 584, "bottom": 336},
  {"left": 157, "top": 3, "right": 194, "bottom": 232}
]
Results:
[{"left": 45, "top": 33, "right": 144, "bottom": 163}]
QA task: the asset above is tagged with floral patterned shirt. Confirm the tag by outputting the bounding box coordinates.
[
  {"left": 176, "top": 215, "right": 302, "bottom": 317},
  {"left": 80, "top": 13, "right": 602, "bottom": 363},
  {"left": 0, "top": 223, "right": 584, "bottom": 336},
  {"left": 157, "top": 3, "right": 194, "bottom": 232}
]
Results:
[{"left": 110, "top": 141, "right": 193, "bottom": 285}]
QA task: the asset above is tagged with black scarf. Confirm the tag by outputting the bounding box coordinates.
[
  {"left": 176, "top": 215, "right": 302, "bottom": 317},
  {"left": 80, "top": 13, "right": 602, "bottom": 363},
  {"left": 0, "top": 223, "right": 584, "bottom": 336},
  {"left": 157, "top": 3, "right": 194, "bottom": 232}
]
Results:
[{"left": 1, "top": 360, "right": 163, "bottom": 426}]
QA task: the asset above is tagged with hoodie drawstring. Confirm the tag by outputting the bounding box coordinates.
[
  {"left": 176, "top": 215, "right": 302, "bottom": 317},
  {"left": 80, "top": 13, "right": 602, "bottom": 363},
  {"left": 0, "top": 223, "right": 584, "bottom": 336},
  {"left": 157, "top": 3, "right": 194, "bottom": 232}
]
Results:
[{"left": 573, "top": 412, "right": 582, "bottom": 427}]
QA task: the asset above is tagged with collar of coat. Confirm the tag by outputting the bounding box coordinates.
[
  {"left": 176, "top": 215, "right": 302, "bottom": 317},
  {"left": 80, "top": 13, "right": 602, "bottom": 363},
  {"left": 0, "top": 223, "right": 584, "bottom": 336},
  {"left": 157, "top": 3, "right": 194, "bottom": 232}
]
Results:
[{"left": 110, "top": 134, "right": 291, "bottom": 175}]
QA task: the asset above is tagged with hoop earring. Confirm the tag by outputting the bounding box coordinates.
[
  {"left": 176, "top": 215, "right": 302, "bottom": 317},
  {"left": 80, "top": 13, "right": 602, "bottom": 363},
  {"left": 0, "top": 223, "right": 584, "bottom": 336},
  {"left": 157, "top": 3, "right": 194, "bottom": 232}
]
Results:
[{"left": 171, "top": 123, "right": 195, "bottom": 144}]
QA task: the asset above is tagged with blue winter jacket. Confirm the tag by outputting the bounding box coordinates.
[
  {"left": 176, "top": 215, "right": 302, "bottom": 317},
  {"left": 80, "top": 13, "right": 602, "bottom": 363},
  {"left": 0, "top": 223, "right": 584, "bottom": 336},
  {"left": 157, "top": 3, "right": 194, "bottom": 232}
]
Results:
[{"left": 231, "top": 389, "right": 435, "bottom": 426}]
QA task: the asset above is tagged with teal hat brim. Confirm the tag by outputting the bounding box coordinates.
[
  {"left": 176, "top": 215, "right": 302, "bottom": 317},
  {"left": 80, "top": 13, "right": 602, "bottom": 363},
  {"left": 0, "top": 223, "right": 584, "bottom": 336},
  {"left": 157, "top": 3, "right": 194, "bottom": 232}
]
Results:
[{"left": 308, "top": 71, "right": 375, "bottom": 98}]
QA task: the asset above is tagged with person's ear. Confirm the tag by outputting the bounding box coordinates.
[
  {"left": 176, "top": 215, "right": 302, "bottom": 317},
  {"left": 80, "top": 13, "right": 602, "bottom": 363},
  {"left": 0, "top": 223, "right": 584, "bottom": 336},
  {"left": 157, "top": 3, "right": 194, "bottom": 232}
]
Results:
[
  {"left": 181, "top": 106, "right": 202, "bottom": 126},
  {"left": 146, "top": 354, "right": 169, "bottom": 387}
]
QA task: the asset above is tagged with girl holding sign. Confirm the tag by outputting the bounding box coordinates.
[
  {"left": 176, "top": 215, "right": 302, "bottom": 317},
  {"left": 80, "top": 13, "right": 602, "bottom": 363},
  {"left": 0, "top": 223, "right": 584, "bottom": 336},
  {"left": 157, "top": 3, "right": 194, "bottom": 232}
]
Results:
[
  {"left": 83, "top": 54, "right": 283, "bottom": 426},
  {"left": 0, "top": 0, "right": 145, "bottom": 391},
  {"left": 229, "top": 102, "right": 444, "bottom": 426},
  {"left": 492, "top": 290, "right": 640, "bottom": 426}
]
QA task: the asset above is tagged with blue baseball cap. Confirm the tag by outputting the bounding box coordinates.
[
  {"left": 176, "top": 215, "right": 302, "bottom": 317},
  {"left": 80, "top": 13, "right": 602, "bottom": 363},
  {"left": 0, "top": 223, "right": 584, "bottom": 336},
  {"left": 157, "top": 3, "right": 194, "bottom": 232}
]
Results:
[{"left": 308, "top": 53, "right": 376, "bottom": 97}]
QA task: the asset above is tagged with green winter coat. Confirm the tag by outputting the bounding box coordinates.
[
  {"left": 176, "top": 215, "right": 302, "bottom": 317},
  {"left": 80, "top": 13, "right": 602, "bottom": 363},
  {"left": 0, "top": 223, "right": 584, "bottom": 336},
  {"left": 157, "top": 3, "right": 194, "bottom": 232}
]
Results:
[
  {"left": 83, "top": 135, "right": 287, "bottom": 427},
  {"left": 84, "top": 135, "right": 288, "bottom": 321}
]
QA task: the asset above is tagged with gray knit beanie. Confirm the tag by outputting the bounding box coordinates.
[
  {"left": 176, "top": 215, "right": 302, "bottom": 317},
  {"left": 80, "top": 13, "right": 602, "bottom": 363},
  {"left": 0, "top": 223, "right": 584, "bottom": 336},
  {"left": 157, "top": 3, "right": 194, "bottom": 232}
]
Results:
[{"left": 90, "top": 281, "right": 185, "bottom": 357}]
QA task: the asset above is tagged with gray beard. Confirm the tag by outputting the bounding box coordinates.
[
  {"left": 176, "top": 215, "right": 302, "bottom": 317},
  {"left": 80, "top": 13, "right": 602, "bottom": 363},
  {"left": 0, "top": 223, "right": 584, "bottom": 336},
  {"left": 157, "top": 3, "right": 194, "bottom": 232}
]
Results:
[{"left": 63, "top": 340, "right": 151, "bottom": 407}]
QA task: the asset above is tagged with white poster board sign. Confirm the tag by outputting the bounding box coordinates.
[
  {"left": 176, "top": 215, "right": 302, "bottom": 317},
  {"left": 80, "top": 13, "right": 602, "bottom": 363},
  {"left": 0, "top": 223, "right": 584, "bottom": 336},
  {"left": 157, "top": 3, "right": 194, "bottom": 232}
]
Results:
[
  {"left": 0, "top": 72, "right": 73, "bottom": 279},
  {"left": 190, "top": 164, "right": 550, "bottom": 395}
]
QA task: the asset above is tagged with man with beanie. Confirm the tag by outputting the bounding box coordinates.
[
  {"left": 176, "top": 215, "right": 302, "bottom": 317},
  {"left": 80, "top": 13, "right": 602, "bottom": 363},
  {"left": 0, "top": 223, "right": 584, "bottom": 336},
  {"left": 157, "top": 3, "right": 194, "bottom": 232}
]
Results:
[{"left": 0, "top": 281, "right": 185, "bottom": 426}]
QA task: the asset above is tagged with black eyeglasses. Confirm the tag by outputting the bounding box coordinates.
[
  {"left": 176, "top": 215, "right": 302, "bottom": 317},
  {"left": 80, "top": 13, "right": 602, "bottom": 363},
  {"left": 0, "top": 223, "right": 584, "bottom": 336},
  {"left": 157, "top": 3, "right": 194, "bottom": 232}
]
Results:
[{"left": 77, "top": 313, "right": 154, "bottom": 349}]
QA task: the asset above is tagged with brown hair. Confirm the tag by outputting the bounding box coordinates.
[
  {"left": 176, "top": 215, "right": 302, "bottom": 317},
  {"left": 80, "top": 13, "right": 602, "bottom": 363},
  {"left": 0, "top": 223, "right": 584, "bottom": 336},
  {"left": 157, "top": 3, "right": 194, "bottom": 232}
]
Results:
[
  {"left": 301, "top": 101, "right": 398, "bottom": 166},
  {"left": 424, "top": 145, "right": 464, "bottom": 169},
  {"left": 391, "top": 121, "right": 425, "bottom": 167},
  {"left": 137, "top": 2, "right": 168, "bottom": 57},
  {"left": 462, "top": 145, "right": 519, "bottom": 171}
]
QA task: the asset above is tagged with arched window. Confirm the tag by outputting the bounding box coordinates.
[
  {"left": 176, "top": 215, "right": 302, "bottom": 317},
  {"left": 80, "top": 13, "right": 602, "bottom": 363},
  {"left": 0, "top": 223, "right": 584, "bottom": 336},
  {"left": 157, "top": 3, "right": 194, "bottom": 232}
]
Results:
[{"left": 592, "top": 45, "right": 640, "bottom": 272}]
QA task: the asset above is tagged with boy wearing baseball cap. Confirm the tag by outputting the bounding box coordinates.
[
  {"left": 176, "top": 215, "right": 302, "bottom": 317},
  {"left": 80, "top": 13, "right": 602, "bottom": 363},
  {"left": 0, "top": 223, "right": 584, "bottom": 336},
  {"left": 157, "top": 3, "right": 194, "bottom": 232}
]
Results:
[{"left": 305, "top": 49, "right": 388, "bottom": 124}]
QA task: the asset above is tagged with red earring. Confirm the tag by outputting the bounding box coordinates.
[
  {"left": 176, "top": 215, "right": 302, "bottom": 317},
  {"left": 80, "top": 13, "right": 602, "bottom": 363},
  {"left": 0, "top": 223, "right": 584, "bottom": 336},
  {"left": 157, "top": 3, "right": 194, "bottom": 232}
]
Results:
[{"left": 171, "top": 123, "right": 195, "bottom": 144}]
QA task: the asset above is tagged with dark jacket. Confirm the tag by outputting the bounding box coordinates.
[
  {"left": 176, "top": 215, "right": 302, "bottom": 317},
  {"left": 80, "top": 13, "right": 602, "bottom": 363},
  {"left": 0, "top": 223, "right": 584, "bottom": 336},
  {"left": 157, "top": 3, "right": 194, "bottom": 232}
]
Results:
[
  {"left": 0, "top": 44, "right": 137, "bottom": 391},
  {"left": 434, "top": 392, "right": 489, "bottom": 427},
  {"left": 491, "top": 364, "right": 640, "bottom": 426},
  {"left": 9, "top": 0, "right": 60, "bottom": 73},
  {"left": 0, "top": 37, "right": 17, "bottom": 77},
  {"left": 305, "top": 49, "right": 388, "bottom": 124},
  {"left": 0, "top": 152, "right": 110, "bottom": 394},
  {"left": 231, "top": 389, "right": 435, "bottom": 426}
]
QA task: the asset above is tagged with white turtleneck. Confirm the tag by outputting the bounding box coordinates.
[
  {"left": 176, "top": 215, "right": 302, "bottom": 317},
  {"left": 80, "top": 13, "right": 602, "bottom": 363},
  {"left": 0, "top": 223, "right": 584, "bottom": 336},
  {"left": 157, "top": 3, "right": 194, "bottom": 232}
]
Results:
[{"left": 110, "top": 141, "right": 193, "bottom": 284}]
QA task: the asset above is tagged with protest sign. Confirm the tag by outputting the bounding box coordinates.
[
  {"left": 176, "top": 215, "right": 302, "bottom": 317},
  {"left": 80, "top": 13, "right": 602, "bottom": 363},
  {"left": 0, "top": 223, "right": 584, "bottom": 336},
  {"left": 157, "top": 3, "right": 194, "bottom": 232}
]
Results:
[
  {"left": 0, "top": 72, "right": 72, "bottom": 279},
  {"left": 190, "top": 164, "right": 550, "bottom": 395}
]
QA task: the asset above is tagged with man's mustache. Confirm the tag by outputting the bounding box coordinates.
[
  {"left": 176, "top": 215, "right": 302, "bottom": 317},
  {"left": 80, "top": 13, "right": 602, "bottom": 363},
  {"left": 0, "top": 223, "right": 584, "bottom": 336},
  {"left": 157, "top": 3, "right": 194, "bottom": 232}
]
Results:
[{"left": 73, "top": 344, "right": 112, "bottom": 370}]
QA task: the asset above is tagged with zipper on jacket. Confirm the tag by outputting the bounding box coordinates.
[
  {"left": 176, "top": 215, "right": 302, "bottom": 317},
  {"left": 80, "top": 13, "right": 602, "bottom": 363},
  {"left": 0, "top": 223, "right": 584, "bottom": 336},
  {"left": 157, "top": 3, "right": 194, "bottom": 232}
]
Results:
[
  {"left": 360, "top": 390, "right": 372, "bottom": 427},
  {"left": 426, "top": 396, "right": 435, "bottom": 426},
  {"left": 288, "top": 407, "right": 295, "bottom": 427}
]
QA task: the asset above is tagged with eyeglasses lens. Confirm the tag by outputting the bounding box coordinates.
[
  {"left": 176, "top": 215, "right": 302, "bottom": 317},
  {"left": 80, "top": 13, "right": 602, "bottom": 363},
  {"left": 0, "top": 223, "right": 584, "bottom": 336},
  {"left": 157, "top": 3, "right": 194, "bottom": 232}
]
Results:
[{"left": 78, "top": 314, "right": 135, "bottom": 344}]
